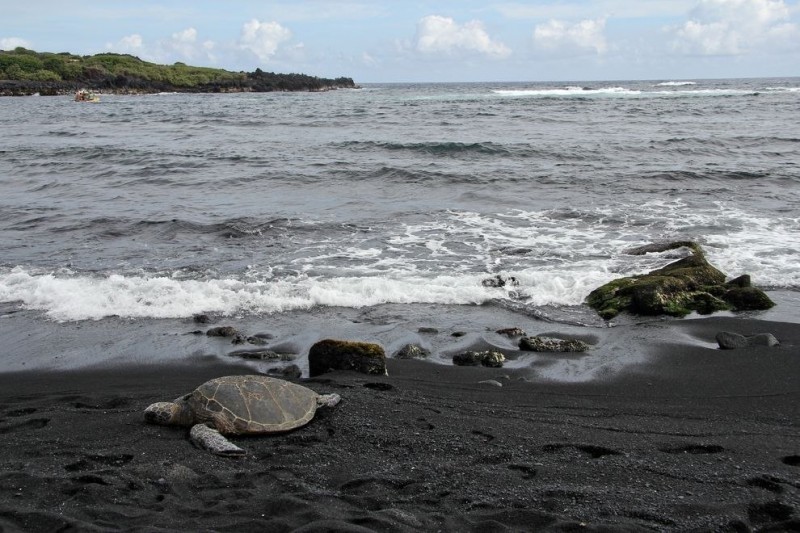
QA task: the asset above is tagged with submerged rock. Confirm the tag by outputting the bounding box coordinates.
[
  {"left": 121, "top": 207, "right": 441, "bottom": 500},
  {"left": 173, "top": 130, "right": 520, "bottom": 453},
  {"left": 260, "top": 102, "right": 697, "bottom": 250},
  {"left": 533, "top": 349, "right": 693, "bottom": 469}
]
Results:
[
  {"left": 519, "top": 336, "right": 590, "bottom": 353},
  {"left": 496, "top": 327, "right": 526, "bottom": 337},
  {"left": 482, "top": 275, "right": 519, "bottom": 288},
  {"left": 228, "top": 349, "right": 295, "bottom": 361},
  {"left": 206, "top": 326, "right": 239, "bottom": 338},
  {"left": 308, "top": 339, "right": 387, "bottom": 377},
  {"left": 586, "top": 242, "right": 774, "bottom": 319},
  {"left": 193, "top": 313, "right": 212, "bottom": 324}
]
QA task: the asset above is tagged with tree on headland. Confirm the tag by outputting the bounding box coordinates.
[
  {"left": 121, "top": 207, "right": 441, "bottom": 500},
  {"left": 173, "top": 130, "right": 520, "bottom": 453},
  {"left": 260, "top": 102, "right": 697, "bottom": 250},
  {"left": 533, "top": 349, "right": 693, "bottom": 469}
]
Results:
[{"left": 0, "top": 48, "right": 356, "bottom": 96}]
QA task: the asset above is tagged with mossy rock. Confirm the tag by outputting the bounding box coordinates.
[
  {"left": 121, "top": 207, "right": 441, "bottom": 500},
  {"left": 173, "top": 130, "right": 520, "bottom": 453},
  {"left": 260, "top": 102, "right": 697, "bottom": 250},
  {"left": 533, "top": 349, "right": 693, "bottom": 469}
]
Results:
[
  {"left": 587, "top": 241, "right": 774, "bottom": 319},
  {"left": 724, "top": 286, "right": 775, "bottom": 311},
  {"left": 308, "top": 339, "right": 387, "bottom": 377},
  {"left": 452, "top": 351, "right": 505, "bottom": 368},
  {"left": 394, "top": 344, "right": 431, "bottom": 359}
]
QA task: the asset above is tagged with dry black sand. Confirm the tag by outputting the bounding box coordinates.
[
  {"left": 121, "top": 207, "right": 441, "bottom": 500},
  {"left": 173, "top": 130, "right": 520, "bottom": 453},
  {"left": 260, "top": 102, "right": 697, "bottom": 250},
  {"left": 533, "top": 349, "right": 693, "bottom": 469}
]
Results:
[{"left": 0, "top": 315, "right": 798, "bottom": 532}]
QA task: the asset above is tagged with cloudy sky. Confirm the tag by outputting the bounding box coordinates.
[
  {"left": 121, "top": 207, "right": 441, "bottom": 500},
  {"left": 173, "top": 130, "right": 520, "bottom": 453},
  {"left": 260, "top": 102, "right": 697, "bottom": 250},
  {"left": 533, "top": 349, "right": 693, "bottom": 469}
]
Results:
[{"left": 2, "top": 0, "right": 798, "bottom": 82}]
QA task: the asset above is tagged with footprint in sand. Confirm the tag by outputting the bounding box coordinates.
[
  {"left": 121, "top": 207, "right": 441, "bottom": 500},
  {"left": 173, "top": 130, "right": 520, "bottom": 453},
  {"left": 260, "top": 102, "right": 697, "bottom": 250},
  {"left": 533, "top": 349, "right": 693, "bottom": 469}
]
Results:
[
  {"left": 507, "top": 464, "right": 537, "bottom": 479},
  {"left": 471, "top": 430, "right": 495, "bottom": 442},
  {"left": 0, "top": 418, "right": 50, "bottom": 434},
  {"left": 781, "top": 455, "right": 800, "bottom": 466},
  {"left": 6, "top": 407, "right": 37, "bottom": 417},
  {"left": 72, "top": 397, "right": 131, "bottom": 409},
  {"left": 746, "top": 475, "right": 785, "bottom": 494},
  {"left": 659, "top": 444, "right": 725, "bottom": 455},
  {"left": 541, "top": 443, "right": 621, "bottom": 458},
  {"left": 64, "top": 454, "right": 134, "bottom": 472}
]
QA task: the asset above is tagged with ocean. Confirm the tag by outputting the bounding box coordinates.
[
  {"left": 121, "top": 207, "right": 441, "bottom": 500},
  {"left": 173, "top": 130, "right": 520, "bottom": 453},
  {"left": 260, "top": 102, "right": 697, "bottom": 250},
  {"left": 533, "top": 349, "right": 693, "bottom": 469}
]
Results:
[{"left": 1, "top": 78, "right": 799, "bottom": 332}]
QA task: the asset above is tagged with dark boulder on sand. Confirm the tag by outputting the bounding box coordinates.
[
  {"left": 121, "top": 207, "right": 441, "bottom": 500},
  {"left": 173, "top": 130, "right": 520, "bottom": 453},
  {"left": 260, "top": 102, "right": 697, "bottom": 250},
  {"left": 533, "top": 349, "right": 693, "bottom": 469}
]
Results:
[
  {"left": 394, "top": 344, "right": 431, "bottom": 359},
  {"left": 587, "top": 241, "right": 774, "bottom": 320},
  {"left": 716, "top": 331, "right": 780, "bottom": 350},
  {"left": 308, "top": 339, "right": 387, "bottom": 377},
  {"left": 267, "top": 364, "right": 302, "bottom": 380}
]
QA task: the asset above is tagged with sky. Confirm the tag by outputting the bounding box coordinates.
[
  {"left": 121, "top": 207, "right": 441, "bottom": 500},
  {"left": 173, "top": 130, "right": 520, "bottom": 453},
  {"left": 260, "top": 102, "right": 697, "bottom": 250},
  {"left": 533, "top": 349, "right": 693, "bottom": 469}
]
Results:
[{"left": 1, "top": 0, "right": 799, "bottom": 82}]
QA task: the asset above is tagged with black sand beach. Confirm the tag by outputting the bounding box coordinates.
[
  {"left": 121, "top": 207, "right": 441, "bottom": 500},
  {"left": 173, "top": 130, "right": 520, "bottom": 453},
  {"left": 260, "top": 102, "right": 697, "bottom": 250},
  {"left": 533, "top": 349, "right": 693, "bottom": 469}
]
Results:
[{"left": 0, "top": 315, "right": 798, "bottom": 532}]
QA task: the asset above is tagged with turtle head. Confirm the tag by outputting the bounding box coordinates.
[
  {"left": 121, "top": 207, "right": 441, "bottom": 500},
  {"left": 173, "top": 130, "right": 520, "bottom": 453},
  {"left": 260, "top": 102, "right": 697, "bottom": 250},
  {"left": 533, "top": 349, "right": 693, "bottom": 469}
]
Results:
[{"left": 144, "top": 398, "right": 193, "bottom": 426}]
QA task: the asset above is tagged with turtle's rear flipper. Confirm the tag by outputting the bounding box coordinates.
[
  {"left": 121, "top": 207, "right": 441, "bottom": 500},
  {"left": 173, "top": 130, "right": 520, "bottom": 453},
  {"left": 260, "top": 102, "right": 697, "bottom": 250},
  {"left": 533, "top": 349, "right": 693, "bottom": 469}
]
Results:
[{"left": 189, "top": 424, "right": 245, "bottom": 457}]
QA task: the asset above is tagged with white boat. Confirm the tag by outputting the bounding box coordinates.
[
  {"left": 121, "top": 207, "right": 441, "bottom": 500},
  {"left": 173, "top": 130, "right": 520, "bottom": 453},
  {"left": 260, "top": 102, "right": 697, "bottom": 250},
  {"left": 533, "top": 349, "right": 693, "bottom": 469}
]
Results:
[{"left": 74, "top": 89, "right": 99, "bottom": 102}]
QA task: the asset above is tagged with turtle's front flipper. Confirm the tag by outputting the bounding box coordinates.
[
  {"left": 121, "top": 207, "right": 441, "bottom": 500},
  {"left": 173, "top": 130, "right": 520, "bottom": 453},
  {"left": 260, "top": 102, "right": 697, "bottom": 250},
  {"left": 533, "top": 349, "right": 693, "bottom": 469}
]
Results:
[
  {"left": 189, "top": 424, "right": 245, "bottom": 457},
  {"left": 317, "top": 393, "right": 341, "bottom": 408}
]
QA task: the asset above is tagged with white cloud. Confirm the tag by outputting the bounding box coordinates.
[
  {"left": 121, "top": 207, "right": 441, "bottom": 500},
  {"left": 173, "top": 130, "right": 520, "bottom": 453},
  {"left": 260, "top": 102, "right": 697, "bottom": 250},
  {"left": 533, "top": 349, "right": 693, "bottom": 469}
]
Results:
[
  {"left": 106, "top": 34, "right": 144, "bottom": 54},
  {"left": 164, "top": 27, "right": 199, "bottom": 59},
  {"left": 671, "top": 0, "right": 799, "bottom": 55},
  {"left": 1, "top": 37, "right": 32, "bottom": 50},
  {"left": 106, "top": 29, "right": 217, "bottom": 64},
  {"left": 533, "top": 18, "right": 608, "bottom": 55},
  {"left": 238, "top": 19, "right": 293, "bottom": 62},
  {"left": 496, "top": 1, "right": 695, "bottom": 20},
  {"left": 414, "top": 15, "right": 511, "bottom": 58}
]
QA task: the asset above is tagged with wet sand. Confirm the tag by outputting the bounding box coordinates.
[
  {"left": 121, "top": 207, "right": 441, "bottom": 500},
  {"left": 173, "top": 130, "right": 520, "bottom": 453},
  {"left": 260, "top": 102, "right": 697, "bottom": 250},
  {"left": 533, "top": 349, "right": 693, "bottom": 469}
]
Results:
[{"left": 0, "top": 315, "right": 798, "bottom": 531}]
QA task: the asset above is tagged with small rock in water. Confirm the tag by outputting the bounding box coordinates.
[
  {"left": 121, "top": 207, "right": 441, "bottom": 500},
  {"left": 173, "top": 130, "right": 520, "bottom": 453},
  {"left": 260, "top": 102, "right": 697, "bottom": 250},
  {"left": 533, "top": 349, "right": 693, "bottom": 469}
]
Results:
[
  {"left": 519, "top": 336, "right": 590, "bottom": 352},
  {"left": 496, "top": 327, "right": 526, "bottom": 337},
  {"left": 418, "top": 327, "right": 439, "bottom": 334},
  {"left": 482, "top": 275, "right": 519, "bottom": 288},
  {"left": 246, "top": 336, "right": 269, "bottom": 346},
  {"left": 453, "top": 351, "right": 505, "bottom": 368},
  {"left": 228, "top": 349, "right": 295, "bottom": 361},
  {"left": 206, "top": 326, "right": 239, "bottom": 338},
  {"left": 193, "top": 314, "right": 211, "bottom": 324}
]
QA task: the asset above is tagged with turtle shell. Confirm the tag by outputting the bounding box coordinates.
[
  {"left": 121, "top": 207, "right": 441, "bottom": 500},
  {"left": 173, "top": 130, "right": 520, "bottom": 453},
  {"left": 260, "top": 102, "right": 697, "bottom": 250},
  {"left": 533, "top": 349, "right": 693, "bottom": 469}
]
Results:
[{"left": 188, "top": 375, "right": 319, "bottom": 435}]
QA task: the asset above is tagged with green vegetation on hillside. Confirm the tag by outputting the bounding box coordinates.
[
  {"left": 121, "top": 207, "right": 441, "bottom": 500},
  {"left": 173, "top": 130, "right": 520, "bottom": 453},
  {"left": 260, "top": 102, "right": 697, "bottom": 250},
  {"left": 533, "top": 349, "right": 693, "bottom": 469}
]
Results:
[{"left": 0, "top": 47, "right": 355, "bottom": 95}]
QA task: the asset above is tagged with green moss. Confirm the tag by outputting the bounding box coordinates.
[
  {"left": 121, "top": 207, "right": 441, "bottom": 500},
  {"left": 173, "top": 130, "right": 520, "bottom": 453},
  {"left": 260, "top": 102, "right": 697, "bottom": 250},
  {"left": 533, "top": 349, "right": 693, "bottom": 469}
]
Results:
[
  {"left": 313, "top": 339, "right": 385, "bottom": 359},
  {"left": 308, "top": 339, "right": 387, "bottom": 377},
  {"left": 724, "top": 287, "right": 775, "bottom": 311},
  {"left": 586, "top": 241, "right": 773, "bottom": 320}
]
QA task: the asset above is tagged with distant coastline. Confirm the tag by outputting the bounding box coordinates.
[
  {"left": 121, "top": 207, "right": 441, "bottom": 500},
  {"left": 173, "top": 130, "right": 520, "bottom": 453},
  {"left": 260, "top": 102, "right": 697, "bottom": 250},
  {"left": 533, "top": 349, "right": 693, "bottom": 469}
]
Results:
[{"left": 0, "top": 48, "right": 357, "bottom": 96}]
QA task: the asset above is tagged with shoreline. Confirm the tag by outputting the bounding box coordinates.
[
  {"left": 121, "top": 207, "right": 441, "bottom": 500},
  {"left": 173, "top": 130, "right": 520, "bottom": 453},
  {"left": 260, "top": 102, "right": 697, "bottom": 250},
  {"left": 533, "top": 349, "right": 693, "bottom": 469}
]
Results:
[
  {"left": 0, "top": 80, "right": 358, "bottom": 97},
  {"left": 0, "top": 313, "right": 798, "bottom": 531}
]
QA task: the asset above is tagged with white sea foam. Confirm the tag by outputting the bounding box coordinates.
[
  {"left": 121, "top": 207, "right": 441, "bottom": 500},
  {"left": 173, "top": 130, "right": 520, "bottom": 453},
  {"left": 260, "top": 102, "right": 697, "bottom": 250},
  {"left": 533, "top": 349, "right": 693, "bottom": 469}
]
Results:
[
  {"left": 492, "top": 86, "right": 638, "bottom": 98},
  {"left": 762, "top": 86, "right": 800, "bottom": 92},
  {"left": 2, "top": 202, "right": 796, "bottom": 322},
  {"left": 492, "top": 87, "right": 762, "bottom": 99},
  {"left": 655, "top": 81, "right": 696, "bottom": 86},
  {"left": 0, "top": 265, "right": 624, "bottom": 322}
]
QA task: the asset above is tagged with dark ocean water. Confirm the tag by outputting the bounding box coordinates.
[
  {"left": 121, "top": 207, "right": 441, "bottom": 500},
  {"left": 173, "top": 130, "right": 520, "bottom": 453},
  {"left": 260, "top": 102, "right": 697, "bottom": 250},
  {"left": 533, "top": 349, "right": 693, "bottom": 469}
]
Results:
[{"left": 1, "top": 78, "right": 799, "bottom": 323}]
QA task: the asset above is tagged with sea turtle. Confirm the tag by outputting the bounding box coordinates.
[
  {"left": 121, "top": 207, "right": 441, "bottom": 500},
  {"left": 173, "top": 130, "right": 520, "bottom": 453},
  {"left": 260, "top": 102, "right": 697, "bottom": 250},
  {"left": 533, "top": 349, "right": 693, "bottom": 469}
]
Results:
[{"left": 144, "top": 375, "right": 341, "bottom": 457}]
